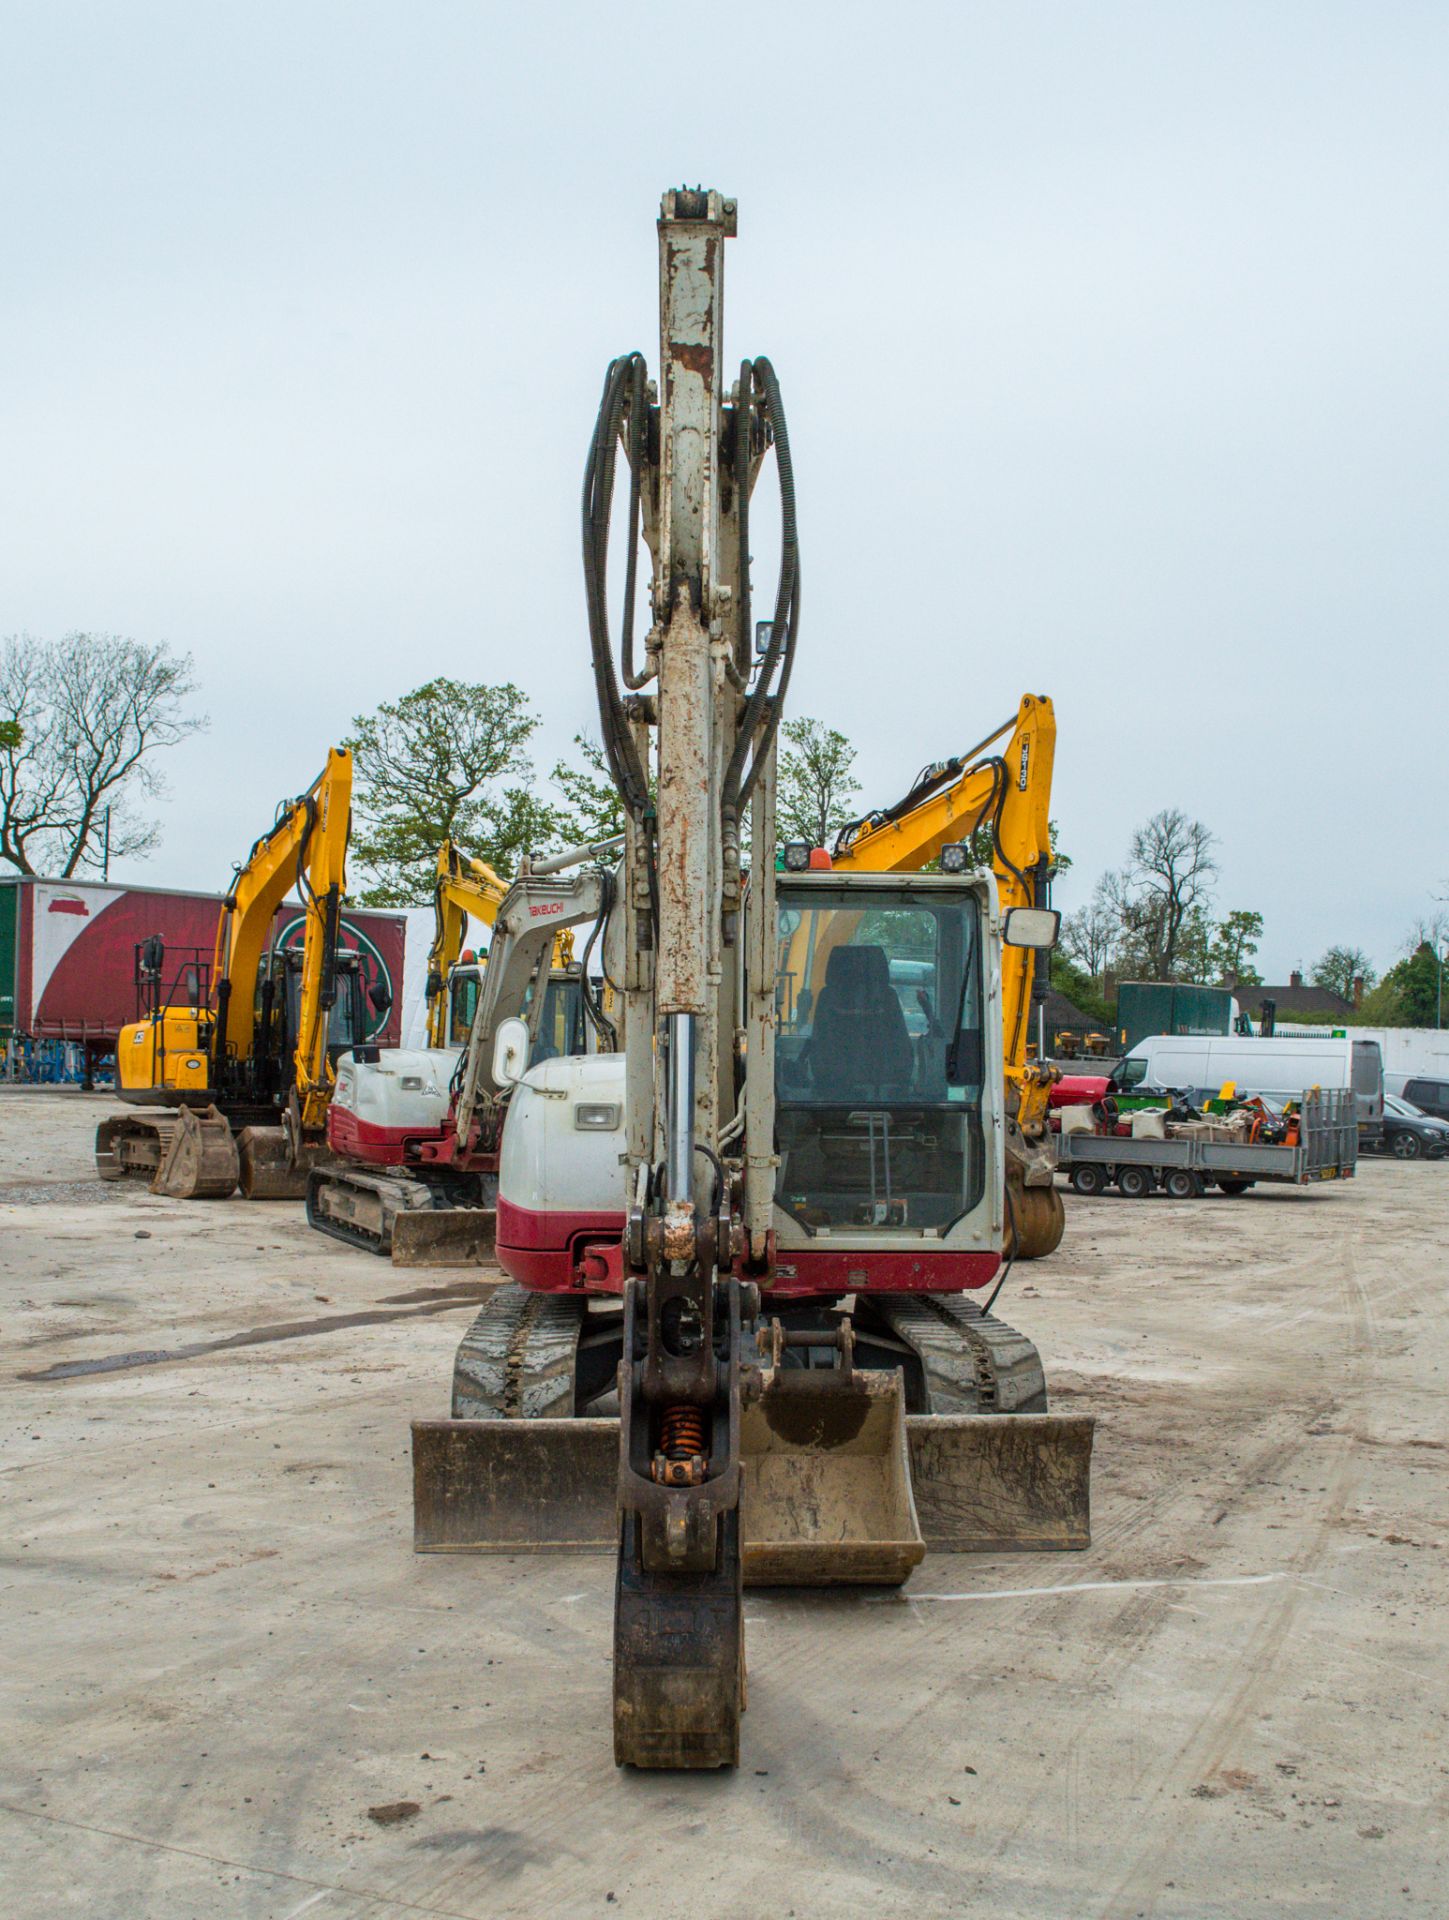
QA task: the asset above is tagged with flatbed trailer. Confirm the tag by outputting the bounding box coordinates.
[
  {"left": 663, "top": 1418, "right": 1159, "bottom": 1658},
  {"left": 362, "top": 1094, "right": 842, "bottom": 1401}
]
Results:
[{"left": 1053, "top": 1088, "right": 1357, "bottom": 1199}]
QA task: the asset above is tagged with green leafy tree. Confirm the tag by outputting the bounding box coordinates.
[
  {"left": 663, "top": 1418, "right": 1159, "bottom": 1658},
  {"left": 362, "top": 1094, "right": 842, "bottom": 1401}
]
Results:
[
  {"left": 777, "top": 717, "right": 861, "bottom": 849},
  {"left": 1312, "top": 945, "right": 1375, "bottom": 1003},
  {"left": 345, "top": 678, "right": 557, "bottom": 906},
  {"left": 1357, "top": 941, "right": 1442, "bottom": 1028},
  {"left": 1050, "top": 951, "right": 1113, "bottom": 1027},
  {"left": 1210, "top": 909, "right": 1264, "bottom": 987},
  {"left": 551, "top": 733, "right": 627, "bottom": 845},
  {"left": 0, "top": 631, "right": 206, "bottom": 876}
]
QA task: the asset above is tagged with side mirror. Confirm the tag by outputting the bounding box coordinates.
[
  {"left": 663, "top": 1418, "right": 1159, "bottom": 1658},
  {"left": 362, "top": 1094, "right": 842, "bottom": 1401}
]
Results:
[
  {"left": 491, "top": 1015, "right": 531, "bottom": 1088},
  {"left": 369, "top": 980, "right": 393, "bottom": 1013},
  {"left": 1002, "top": 906, "right": 1061, "bottom": 950}
]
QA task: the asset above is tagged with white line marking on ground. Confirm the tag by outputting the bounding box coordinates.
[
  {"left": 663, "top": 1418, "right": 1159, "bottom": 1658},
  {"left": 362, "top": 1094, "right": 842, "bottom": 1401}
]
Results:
[
  {"left": 891, "top": 1571, "right": 1293, "bottom": 1603},
  {"left": 282, "top": 1894, "right": 332, "bottom": 1919}
]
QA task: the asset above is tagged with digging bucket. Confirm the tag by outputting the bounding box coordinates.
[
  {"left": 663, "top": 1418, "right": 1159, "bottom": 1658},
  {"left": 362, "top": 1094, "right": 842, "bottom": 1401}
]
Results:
[
  {"left": 236, "top": 1126, "right": 314, "bottom": 1200},
  {"left": 151, "top": 1104, "right": 239, "bottom": 1199}
]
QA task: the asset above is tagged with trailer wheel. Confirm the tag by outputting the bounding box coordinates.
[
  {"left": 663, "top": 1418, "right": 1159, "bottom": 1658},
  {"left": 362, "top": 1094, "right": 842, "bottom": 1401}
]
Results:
[
  {"left": 1117, "top": 1164, "right": 1153, "bottom": 1199},
  {"left": 1216, "top": 1178, "right": 1252, "bottom": 1196},
  {"left": 1070, "top": 1164, "right": 1106, "bottom": 1196},
  {"left": 1164, "top": 1168, "right": 1204, "bottom": 1200}
]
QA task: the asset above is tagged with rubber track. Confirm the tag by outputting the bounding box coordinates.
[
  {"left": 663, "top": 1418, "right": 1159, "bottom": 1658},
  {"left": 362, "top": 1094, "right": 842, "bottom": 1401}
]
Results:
[
  {"left": 870, "top": 1293, "right": 1049, "bottom": 1414},
  {"left": 305, "top": 1166, "right": 437, "bottom": 1254},
  {"left": 451, "top": 1283, "right": 587, "bottom": 1419}
]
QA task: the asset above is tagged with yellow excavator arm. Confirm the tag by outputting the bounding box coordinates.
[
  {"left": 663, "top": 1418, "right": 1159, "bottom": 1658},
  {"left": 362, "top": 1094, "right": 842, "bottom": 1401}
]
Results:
[
  {"left": 425, "top": 840, "right": 579, "bottom": 1049},
  {"left": 832, "top": 693, "right": 1056, "bottom": 1081},
  {"left": 426, "top": 842, "right": 509, "bottom": 1048},
  {"left": 213, "top": 745, "right": 353, "bottom": 1129},
  {"left": 829, "top": 694, "right": 1064, "bottom": 1258}
]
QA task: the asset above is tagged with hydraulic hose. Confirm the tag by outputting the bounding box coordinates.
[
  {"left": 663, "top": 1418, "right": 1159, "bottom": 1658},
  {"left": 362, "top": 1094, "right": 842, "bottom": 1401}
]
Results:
[{"left": 581, "top": 354, "right": 652, "bottom": 825}]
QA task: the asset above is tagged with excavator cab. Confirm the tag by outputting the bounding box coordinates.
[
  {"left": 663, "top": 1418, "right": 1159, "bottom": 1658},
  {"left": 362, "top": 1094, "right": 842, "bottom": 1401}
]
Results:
[
  {"left": 250, "top": 947, "right": 370, "bottom": 1097},
  {"left": 775, "top": 876, "right": 988, "bottom": 1239}
]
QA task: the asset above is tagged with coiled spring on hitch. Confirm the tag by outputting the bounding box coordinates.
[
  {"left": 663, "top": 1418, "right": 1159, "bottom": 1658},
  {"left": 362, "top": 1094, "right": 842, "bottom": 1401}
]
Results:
[{"left": 653, "top": 1405, "right": 707, "bottom": 1486}]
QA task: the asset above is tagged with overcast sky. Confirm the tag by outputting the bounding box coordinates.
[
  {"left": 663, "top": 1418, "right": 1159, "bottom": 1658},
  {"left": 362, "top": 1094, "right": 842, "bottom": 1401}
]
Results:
[{"left": 3, "top": 2, "right": 1445, "bottom": 980}]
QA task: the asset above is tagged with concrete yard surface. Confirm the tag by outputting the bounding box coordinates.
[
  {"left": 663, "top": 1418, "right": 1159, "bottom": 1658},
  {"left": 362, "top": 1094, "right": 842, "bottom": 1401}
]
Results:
[{"left": 3, "top": 1088, "right": 1447, "bottom": 1918}]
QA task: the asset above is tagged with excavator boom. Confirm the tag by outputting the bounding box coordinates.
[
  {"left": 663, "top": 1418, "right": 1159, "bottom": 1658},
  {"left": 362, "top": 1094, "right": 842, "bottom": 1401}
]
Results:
[{"left": 830, "top": 696, "right": 1066, "bottom": 1258}]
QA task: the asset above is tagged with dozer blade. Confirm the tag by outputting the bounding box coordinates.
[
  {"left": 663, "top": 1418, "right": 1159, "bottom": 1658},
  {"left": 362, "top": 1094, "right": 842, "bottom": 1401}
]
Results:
[
  {"left": 391, "top": 1206, "right": 496, "bottom": 1268},
  {"left": 151, "top": 1103, "right": 239, "bottom": 1199},
  {"left": 412, "top": 1410, "right": 1093, "bottom": 1560},
  {"left": 907, "top": 1411, "right": 1093, "bottom": 1552}
]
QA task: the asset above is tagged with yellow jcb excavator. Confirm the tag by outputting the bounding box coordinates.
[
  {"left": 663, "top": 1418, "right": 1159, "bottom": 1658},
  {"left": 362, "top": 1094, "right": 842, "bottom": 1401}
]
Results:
[
  {"left": 826, "top": 694, "right": 1066, "bottom": 1258},
  {"left": 94, "top": 747, "right": 372, "bottom": 1198}
]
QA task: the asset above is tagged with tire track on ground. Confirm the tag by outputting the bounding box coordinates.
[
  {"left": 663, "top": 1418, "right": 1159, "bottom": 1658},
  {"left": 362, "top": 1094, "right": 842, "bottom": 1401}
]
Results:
[{"left": 1095, "top": 1233, "right": 1383, "bottom": 1918}]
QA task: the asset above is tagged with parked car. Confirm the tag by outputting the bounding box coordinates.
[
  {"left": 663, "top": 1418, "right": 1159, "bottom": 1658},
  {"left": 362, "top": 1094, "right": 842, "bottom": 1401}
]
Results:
[
  {"left": 1401, "top": 1076, "right": 1449, "bottom": 1126},
  {"left": 1377, "top": 1093, "right": 1449, "bottom": 1161}
]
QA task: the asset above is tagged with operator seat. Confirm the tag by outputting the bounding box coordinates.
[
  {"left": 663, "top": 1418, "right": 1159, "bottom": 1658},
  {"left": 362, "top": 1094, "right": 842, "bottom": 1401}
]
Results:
[{"left": 808, "top": 944, "right": 913, "bottom": 1101}]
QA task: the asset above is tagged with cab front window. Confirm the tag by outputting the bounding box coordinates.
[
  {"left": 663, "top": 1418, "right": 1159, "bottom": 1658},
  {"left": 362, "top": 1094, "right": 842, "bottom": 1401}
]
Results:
[{"left": 773, "top": 885, "right": 986, "bottom": 1235}]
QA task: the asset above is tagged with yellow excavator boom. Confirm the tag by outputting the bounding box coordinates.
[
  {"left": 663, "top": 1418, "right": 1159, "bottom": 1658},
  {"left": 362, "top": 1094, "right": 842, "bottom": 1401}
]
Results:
[
  {"left": 830, "top": 694, "right": 1064, "bottom": 1257},
  {"left": 833, "top": 693, "right": 1056, "bottom": 1080},
  {"left": 212, "top": 747, "right": 353, "bottom": 1134},
  {"left": 425, "top": 840, "right": 579, "bottom": 1050}
]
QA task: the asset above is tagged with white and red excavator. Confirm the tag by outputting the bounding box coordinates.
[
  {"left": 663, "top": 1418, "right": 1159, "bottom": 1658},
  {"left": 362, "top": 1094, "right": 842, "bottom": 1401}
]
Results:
[{"left": 406, "top": 189, "right": 1094, "bottom": 1770}]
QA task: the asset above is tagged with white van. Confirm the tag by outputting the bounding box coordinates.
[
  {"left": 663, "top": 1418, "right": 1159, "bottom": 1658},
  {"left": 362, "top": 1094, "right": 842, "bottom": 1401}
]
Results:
[{"left": 1119, "top": 1033, "right": 1384, "bottom": 1140}]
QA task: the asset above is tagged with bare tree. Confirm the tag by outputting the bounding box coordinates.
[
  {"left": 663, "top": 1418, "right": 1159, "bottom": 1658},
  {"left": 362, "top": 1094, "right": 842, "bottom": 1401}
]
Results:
[
  {"left": 1060, "top": 884, "right": 1119, "bottom": 979},
  {"left": 1312, "top": 945, "right": 1375, "bottom": 1001},
  {"left": 0, "top": 632, "right": 207, "bottom": 877},
  {"left": 1125, "top": 808, "right": 1218, "bottom": 979}
]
